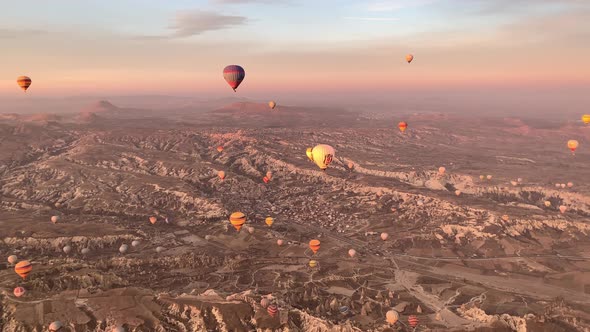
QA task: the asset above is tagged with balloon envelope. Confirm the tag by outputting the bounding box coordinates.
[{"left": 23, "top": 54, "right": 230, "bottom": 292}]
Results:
[
  {"left": 49, "top": 321, "right": 63, "bottom": 332},
  {"left": 568, "top": 140, "right": 579, "bottom": 152},
  {"left": 265, "top": 216, "right": 274, "bottom": 227},
  {"left": 348, "top": 249, "right": 356, "bottom": 258},
  {"left": 14, "top": 286, "right": 25, "bottom": 297},
  {"left": 7, "top": 255, "right": 18, "bottom": 265},
  {"left": 218, "top": 171, "right": 226, "bottom": 180},
  {"left": 398, "top": 121, "right": 408, "bottom": 132},
  {"left": 381, "top": 233, "right": 389, "bottom": 241},
  {"left": 15, "top": 260, "right": 32, "bottom": 279},
  {"left": 405, "top": 54, "right": 414, "bottom": 63},
  {"left": 309, "top": 239, "right": 321, "bottom": 254},
  {"left": 223, "top": 65, "right": 245, "bottom": 92},
  {"left": 386, "top": 310, "right": 399, "bottom": 324},
  {"left": 17, "top": 76, "right": 32, "bottom": 92},
  {"left": 51, "top": 216, "right": 59, "bottom": 224},
  {"left": 268, "top": 101, "right": 276, "bottom": 109},
  {"left": 582, "top": 114, "right": 590, "bottom": 124},
  {"left": 311, "top": 144, "right": 335, "bottom": 170},
  {"left": 229, "top": 212, "right": 246, "bottom": 231}
]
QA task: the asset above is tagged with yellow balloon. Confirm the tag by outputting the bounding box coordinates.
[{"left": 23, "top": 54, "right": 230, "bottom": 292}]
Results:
[
  {"left": 309, "top": 260, "right": 317, "bottom": 268},
  {"left": 567, "top": 139, "right": 579, "bottom": 152},
  {"left": 306, "top": 147, "right": 313, "bottom": 161},
  {"left": 268, "top": 101, "right": 276, "bottom": 109},
  {"left": 582, "top": 114, "right": 590, "bottom": 124},
  {"left": 311, "top": 144, "right": 335, "bottom": 170},
  {"left": 265, "top": 216, "right": 274, "bottom": 227},
  {"left": 405, "top": 54, "right": 414, "bottom": 63}
]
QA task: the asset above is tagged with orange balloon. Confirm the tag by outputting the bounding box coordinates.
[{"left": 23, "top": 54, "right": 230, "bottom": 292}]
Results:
[
  {"left": 405, "top": 54, "right": 414, "bottom": 63},
  {"left": 14, "top": 261, "right": 32, "bottom": 279},
  {"left": 309, "top": 239, "right": 320, "bottom": 254},
  {"left": 265, "top": 216, "right": 274, "bottom": 227},
  {"left": 567, "top": 140, "right": 579, "bottom": 154},
  {"left": 17, "top": 76, "right": 32, "bottom": 92},
  {"left": 229, "top": 212, "right": 246, "bottom": 231},
  {"left": 263, "top": 176, "right": 270, "bottom": 184},
  {"left": 149, "top": 216, "right": 157, "bottom": 224},
  {"left": 347, "top": 161, "right": 354, "bottom": 169},
  {"left": 218, "top": 171, "right": 226, "bottom": 180},
  {"left": 217, "top": 146, "right": 224, "bottom": 153},
  {"left": 398, "top": 121, "right": 408, "bottom": 133}
]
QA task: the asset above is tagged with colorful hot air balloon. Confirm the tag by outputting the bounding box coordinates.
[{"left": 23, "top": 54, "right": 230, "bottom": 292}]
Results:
[
  {"left": 51, "top": 215, "right": 59, "bottom": 224},
  {"left": 268, "top": 101, "right": 276, "bottom": 110},
  {"left": 559, "top": 205, "right": 567, "bottom": 214},
  {"left": 306, "top": 147, "right": 314, "bottom": 161},
  {"left": 265, "top": 216, "right": 274, "bottom": 227},
  {"left": 348, "top": 249, "right": 356, "bottom": 258},
  {"left": 217, "top": 146, "right": 224, "bottom": 153},
  {"left": 405, "top": 54, "right": 414, "bottom": 63},
  {"left": 486, "top": 175, "right": 493, "bottom": 180},
  {"left": 544, "top": 200, "right": 551, "bottom": 207},
  {"left": 309, "top": 239, "right": 320, "bottom": 254},
  {"left": 479, "top": 175, "right": 485, "bottom": 180},
  {"left": 438, "top": 167, "right": 446, "bottom": 175},
  {"left": 309, "top": 260, "right": 318, "bottom": 268},
  {"left": 568, "top": 140, "right": 579, "bottom": 154},
  {"left": 582, "top": 114, "right": 590, "bottom": 125},
  {"left": 277, "top": 239, "right": 284, "bottom": 246},
  {"left": 229, "top": 212, "right": 246, "bottom": 231},
  {"left": 156, "top": 246, "right": 165, "bottom": 253},
  {"left": 223, "top": 65, "right": 245, "bottom": 92},
  {"left": 386, "top": 310, "right": 399, "bottom": 324},
  {"left": 347, "top": 161, "right": 354, "bottom": 170},
  {"left": 7, "top": 255, "right": 18, "bottom": 265},
  {"left": 560, "top": 183, "right": 566, "bottom": 188},
  {"left": 266, "top": 171, "right": 272, "bottom": 180},
  {"left": 218, "top": 171, "right": 226, "bottom": 180},
  {"left": 455, "top": 190, "right": 461, "bottom": 196},
  {"left": 408, "top": 315, "right": 419, "bottom": 328},
  {"left": 381, "top": 233, "right": 389, "bottom": 241},
  {"left": 49, "top": 321, "right": 63, "bottom": 332},
  {"left": 119, "top": 244, "right": 129, "bottom": 254},
  {"left": 149, "top": 216, "right": 157, "bottom": 224},
  {"left": 263, "top": 176, "right": 270, "bottom": 184},
  {"left": 311, "top": 144, "right": 335, "bottom": 171},
  {"left": 13, "top": 286, "right": 25, "bottom": 297},
  {"left": 81, "top": 248, "right": 90, "bottom": 255},
  {"left": 267, "top": 304, "right": 278, "bottom": 317},
  {"left": 15, "top": 261, "right": 32, "bottom": 279},
  {"left": 398, "top": 121, "right": 408, "bottom": 133},
  {"left": 63, "top": 245, "right": 72, "bottom": 254},
  {"left": 17, "top": 76, "right": 32, "bottom": 92},
  {"left": 567, "top": 182, "right": 574, "bottom": 188}
]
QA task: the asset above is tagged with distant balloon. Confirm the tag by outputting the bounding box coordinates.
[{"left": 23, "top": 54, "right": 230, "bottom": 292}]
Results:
[
  {"left": 347, "top": 161, "right": 354, "bottom": 170},
  {"left": 277, "top": 239, "right": 284, "bottom": 246},
  {"left": 582, "top": 114, "right": 590, "bottom": 124},
  {"left": 63, "top": 245, "right": 72, "bottom": 254},
  {"left": 438, "top": 167, "right": 446, "bottom": 175},
  {"left": 381, "top": 232, "right": 389, "bottom": 241},
  {"left": 567, "top": 182, "right": 574, "bottom": 188},
  {"left": 132, "top": 240, "right": 140, "bottom": 247},
  {"left": 501, "top": 215, "right": 509, "bottom": 221},
  {"left": 311, "top": 144, "right": 335, "bottom": 171},
  {"left": 265, "top": 216, "right": 274, "bottom": 227},
  {"left": 49, "top": 321, "right": 63, "bottom": 332},
  {"left": 567, "top": 140, "right": 579, "bottom": 154},
  {"left": 486, "top": 175, "right": 492, "bottom": 180},
  {"left": 266, "top": 171, "right": 273, "bottom": 180},
  {"left": 517, "top": 178, "right": 523, "bottom": 183},
  {"left": 479, "top": 175, "right": 485, "bottom": 180},
  {"left": 218, "top": 171, "right": 226, "bottom": 180},
  {"left": 455, "top": 190, "right": 461, "bottom": 196},
  {"left": 51, "top": 215, "right": 60, "bottom": 224},
  {"left": 268, "top": 101, "right": 276, "bottom": 109},
  {"left": 309, "top": 239, "right": 321, "bottom": 254},
  {"left": 15, "top": 260, "right": 32, "bottom": 279},
  {"left": 229, "top": 212, "right": 246, "bottom": 231},
  {"left": 119, "top": 244, "right": 129, "bottom": 254},
  {"left": 223, "top": 65, "right": 245, "bottom": 92},
  {"left": 17, "top": 76, "right": 32, "bottom": 92},
  {"left": 156, "top": 246, "right": 165, "bottom": 253},
  {"left": 559, "top": 205, "right": 567, "bottom": 214},
  {"left": 205, "top": 235, "right": 212, "bottom": 241},
  {"left": 386, "top": 310, "right": 399, "bottom": 324},
  {"left": 306, "top": 148, "right": 313, "bottom": 161},
  {"left": 408, "top": 315, "right": 419, "bottom": 328},
  {"left": 267, "top": 304, "right": 278, "bottom": 317},
  {"left": 510, "top": 181, "right": 518, "bottom": 186},
  {"left": 13, "top": 286, "right": 25, "bottom": 297},
  {"left": 398, "top": 121, "right": 408, "bottom": 133},
  {"left": 544, "top": 201, "right": 551, "bottom": 207},
  {"left": 555, "top": 183, "right": 561, "bottom": 188},
  {"left": 263, "top": 176, "right": 270, "bottom": 184},
  {"left": 113, "top": 327, "right": 126, "bottom": 332},
  {"left": 149, "top": 216, "right": 157, "bottom": 225},
  {"left": 348, "top": 249, "right": 356, "bottom": 258},
  {"left": 7, "top": 255, "right": 18, "bottom": 265},
  {"left": 309, "top": 260, "right": 318, "bottom": 268},
  {"left": 405, "top": 54, "right": 414, "bottom": 63},
  {"left": 217, "top": 146, "right": 224, "bottom": 153},
  {"left": 81, "top": 248, "right": 90, "bottom": 255}
]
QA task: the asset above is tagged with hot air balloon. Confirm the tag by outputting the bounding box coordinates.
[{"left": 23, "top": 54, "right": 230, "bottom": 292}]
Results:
[
  {"left": 261, "top": 298, "right": 270, "bottom": 308},
  {"left": 398, "top": 121, "right": 408, "bottom": 133},
  {"left": 156, "top": 246, "right": 165, "bottom": 253},
  {"left": 306, "top": 148, "right": 313, "bottom": 161},
  {"left": 13, "top": 286, "right": 25, "bottom": 297},
  {"left": 486, "top": 175, "right": 493, "bottom": 180},
  {"left": 263, "top": 176, "right": 270, "bottom": 184},
  {"left": 309, "top": 260, "right": 317, "bottom": 268},
  {"left": 119, "top": 244, "right": 129, "bottom": 254},
  {"left": 568, "top": 140, "right": 579, "bottom": 154},
  {"left": 113, "top": 327, "right": 126, "bottom": 332},
  {"left": 438, "top": 167, "right": 446, "bottom": 175},
  {"left": 381, "top": 233, "right": 389, "bottom": 241},
  {"left": 269, "top": 101, "right": 276, "bottom": 110},
  {"left": 582, "top": 114, "right": 590, "bottom": 125},
  {"left": 229, "top": 212, "right": 246, "bottom": 231},
  {"left": 17, "top": 76, "right": 32, "bottom": 92},
  {"left": 277, "top": 239, "right": 284, "bottom": 246},
  {"left": 386, "top": 310, "right": 399, "bottom": 324},
  {"left": 132, "top": 240, "right": 140, "bottom": 247},
  {"left": 517, "top": 178, "right": 523, "bottom": 183},
  {"left": 406, "top": 54, "right": 414, "bottom": 63},
  {"left": 63, "top": 245, "right": 72, "bottom": 254},
  {"left": 49, "top": 321, "right": 63, "bottom": 332},
  {"left": 267, "top": 304, "right": 278, "bottom": 317},
  {"left": 217, "top": 146, "right": 224, "bottom": 153},
  {"left": 266, "top": 171, "right": 272, "bottom": 180},
  {"left": 347, "top": 161, "right": 354, "bottom": 170},
  {"left": 544, "top": 201, "right": 551, "bottom": 207},
  {"left": 408, "top": 315, "right": 419, "bottom": 328},
  {"left": 7, "top": 255, "right": 17, "bottom": 265},
  {"left": 218, "top": 171, "right": 226, "bottom": 180},
  {"left": 311, "top": 144, "right": 335, "bottom": 171},
  {"left": 223, "top": 65, "right": 245, "bottom": 92},
  {"left": 265, "top": 216, "right": 274, "bottom": 227},
  {"left": 501, "top": 215, "right": 510, "bottom": 222},
  {"left": 555, "top": 183, "right": 561, "bottom": 188},
  {"left": 81, "top": 248, "right": 90, "bottom": 255},
  {"left": 559, "top": 205, "right": 567, "bottom": 213},
  {"left": 567, "top": 182, "right": 574, "bottom": 188},
  {"left": 149, "top": 216, "right": 157, "bottom": 225},
  {"left": 309, "top": 239, "right": 320, "bottom": 254},
  {"left": 560, "top": 183, "right": 566, "bottom": 188},
  {"left": 205, "top": 235, "right": 212, "bottom": 241},
  {"left": 455, "top": 190, "right": 461, "bottom": 196},
  {"left": 348, "top": 249, "right": 356, "bottom": 258},
  {"left": 51, "top": 215, "right": 59, "bottom": 224},
  {"left": 15, "top": 261, "right": 32, "bottom": 279},
  {"left": 479, "top": 175, "right": 485, "bottom": 180}
]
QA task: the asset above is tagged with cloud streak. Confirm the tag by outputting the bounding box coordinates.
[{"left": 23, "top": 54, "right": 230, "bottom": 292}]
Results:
[
  {"left": 343, "top": 17, "right": 399, "bottom": 21},
  {"left": 367, "top": 0, "right": 438, "bottom": 12},
  {"left": 170, "top": 10, "right": 247, "bottom": 37}
]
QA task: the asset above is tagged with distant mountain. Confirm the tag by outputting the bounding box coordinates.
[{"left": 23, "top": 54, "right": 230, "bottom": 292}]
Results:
[{"left": 83, "top": 100, "right": 119, "bottom": 113}]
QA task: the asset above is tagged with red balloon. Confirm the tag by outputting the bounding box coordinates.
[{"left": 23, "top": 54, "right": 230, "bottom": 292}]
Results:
[{"left": 223, "top": 65, "right": 245, "bottom": 92}]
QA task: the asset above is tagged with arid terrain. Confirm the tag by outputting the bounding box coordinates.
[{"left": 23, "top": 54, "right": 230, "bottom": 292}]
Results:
[{"left": 1, "top": 100, "right": 590, "bottom": 332}]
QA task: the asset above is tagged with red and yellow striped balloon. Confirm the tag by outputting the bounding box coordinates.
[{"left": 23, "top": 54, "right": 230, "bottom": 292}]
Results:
[
  {"left": 229, "top": 212, "right": 246, "bottom": 231},
  {"left": 309, "top": 239, "right": 320, "bottom": 254},
  {"left": 15, "top": 261, "right": 32, "bottom": 279},
  {"left": 17, "top": 76, "right": 32, "bottom": 92},
  {"left": 408, "top": 315, "right": 419, "bottom": 328}
]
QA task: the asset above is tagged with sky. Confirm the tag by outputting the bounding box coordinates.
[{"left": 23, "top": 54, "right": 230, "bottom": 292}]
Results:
[{"left": 0, "top": 0, "right": 589, "bottom": 99}]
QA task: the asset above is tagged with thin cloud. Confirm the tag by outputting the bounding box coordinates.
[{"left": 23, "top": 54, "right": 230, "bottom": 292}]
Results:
[
  {"left": 213, "top": 0, "right": 286, "bottom": 3},
  {"left": 170, "top": 10, "right": 247, "bottom": 37},
  {"left": 367, "top": 0, "right": 437, "bottom": 12},
  {"left": 0, "top": 28, "right": 46, "bottom": 39},
  {"left": 343, "top": 17, "right": 399, "bottom": 21}
]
